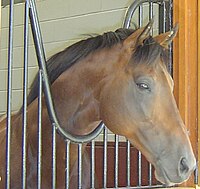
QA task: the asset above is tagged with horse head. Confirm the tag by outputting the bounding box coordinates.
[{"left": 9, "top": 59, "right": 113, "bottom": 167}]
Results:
[{"left": 99, "top": 21, "right": 196, "bottom": 186}]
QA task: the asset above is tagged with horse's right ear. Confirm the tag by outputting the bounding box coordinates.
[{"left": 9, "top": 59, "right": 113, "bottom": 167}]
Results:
[
  {"left": 123, "top": 19, "right": 154, "bottom": 52},
  {"left": 153, "top": 23, "right": 179, "bottom": 49}
]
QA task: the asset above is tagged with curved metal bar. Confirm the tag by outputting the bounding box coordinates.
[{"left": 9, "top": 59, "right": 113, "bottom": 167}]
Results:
[
  {"left": 29, "top": 0, "right": 104, "bottom": 143},
  {"left": 123, "top": 0, "right": 168, "bottom": 29}
]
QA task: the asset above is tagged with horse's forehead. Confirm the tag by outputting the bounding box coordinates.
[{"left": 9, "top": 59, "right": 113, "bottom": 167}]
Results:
[
  {"left": 158, "top": 62, "right": 174, "bottom": 90},
  {"left": 131, "top": 61, "right": 174, "bottom": 90}
]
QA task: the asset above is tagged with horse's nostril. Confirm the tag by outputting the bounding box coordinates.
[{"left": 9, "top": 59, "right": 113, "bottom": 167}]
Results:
[{"left": 179, "top": 157, "right": 189, "bottom": 176}]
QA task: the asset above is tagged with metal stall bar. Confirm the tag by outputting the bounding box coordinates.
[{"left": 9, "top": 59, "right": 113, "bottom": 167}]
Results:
[
  {"left": 138, "top": 4, "right": 143, "bottom": 28},
  {"left": 103, "top": 127, "right": 108, "bottom": 188},
  {"left": 163, "top": 1, "right": 166, "bottom": 33},
  {"left": 138, "top": 151, "right": 142, "bottom": 187},
  {"left": 52, "top": 124, "right": 57, "bottom": 188},
  {"left": 114, "top": 134, "right": 119, "bottom": 188},
  {"left": 126, "top": 140, "right": 131, "bottom": 187},
  {"left": 149, "top": 1, "right": 153, "bottom": 34},
  {"left": 168, "top": 0, "right": 173, "bottom": 75},
  {"left": 37, "top": 70, "right": 43, "bottom": 189},
  {"left": 5, "top": 0, "right": 14, "bottom": 188},
  {"left": 91, "top": 140, "right": 96, "bottom": 188},
  {"left": 65, "top": 140, "right": 70, "bottom": 189},
  {"left": 148, "top": 162, "right": 152, "bottom": 186},
  {"left": 21, "top": 0, "right": 29, "bottom": 188},
  {"left": 78, "top": 144, "right": 83, "bottom": 189},
  {"left": 148, "top": 2, "right": 153, "bottom": 186},
  {"left": 138, "top": 4, "right": 143, "bottom": 187}
]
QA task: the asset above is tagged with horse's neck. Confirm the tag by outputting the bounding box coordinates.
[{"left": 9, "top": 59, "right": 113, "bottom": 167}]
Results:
[{"left": 50, "top": 48, "right": 119, "bottom": 136}]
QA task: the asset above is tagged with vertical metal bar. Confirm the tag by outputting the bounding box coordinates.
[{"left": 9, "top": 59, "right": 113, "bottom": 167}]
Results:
[
  {"left": 148, "top": 163, "right": 152, "bottom": 186},
  {"left": 138, "top": 4, "right": 143, "bottom": 27},
  {"left": 194, "top": 166, "right": 198, "bottom": 184},
  {"left": 103, "top": 127, "right": 107, "bottom": 188},
  {"left": 149, "top": 1, "right": 153, "bottom": 35},
  {"left": 52, "top": 126, "right": 56, "bottom": 189},
  {"left": 78, "top": 143, "right": 82, "bottom": 189},
  {"left": 114, "top": 135, "right": 119, "bottom": 188},
  {"left": 163, "top": 1, "right": 166, "bottom": 33},
  {"left": 164, "top": 0, "right": 171, "bottom": 32},
  {"left": 159, "top": 3, "right": 164, "bottom": 34},
  {"left": 168, "top": 0, "right": 173, "bottom": 33},
  {"left": 37, "top": 70, "right": 43, "bottom": 189},
  {"left": 136, "top": 6, "right": 143, "bottom": 184},
  {"left": 5, "top": 1, "right": 14, "bottom": 188},
  {"left": 168, "top": 0, "right": 173, "bottom": 75},
  {"left": 138, "top": 151, "right": 142, "bottom": 186},
  {"left": 126, "top": 140, "right": 131, "bottom": 187},
  {"left": 148, "top": 3, "right": 153, "bottom": 186},
  {"left": 21, "top": 1, "right": 29, "bottom": 188},
  {"left": 91, "top": 140, "right": 95, "bottom": 188},
  {"left": 65, "top": 140, "right": 70, "bottom": 189}
]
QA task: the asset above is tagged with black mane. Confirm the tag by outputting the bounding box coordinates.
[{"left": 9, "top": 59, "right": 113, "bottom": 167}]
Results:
[
  {"left": 26, "top": 28, "right": 167, "bottom": 107},
  {"left": 27, "top": 28, "right": 135, "bottom": 106}
]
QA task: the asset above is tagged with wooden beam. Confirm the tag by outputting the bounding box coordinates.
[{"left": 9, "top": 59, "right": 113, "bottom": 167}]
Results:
[
  {"left": 173, "top": 0, "right": 198, "bottom": 187},
  {"left": 198, "top": 0, "right": 200, "bottom": 186}
]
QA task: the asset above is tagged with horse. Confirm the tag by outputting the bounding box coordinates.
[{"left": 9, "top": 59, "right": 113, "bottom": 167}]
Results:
[{"left": 0, "top": 20, "right": 196, "bottom": 188}]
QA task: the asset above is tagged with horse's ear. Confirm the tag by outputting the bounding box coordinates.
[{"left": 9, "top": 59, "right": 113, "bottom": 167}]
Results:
[
  {"left": 123, "top": 19, "right": 154, "bottom": 51},
  {"left": 153, "top": 23, "right": 179, "bottom": 49}
]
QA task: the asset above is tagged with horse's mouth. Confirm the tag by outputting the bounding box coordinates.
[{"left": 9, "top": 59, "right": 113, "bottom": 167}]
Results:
[
  {"left": 154, "top": 165, "right": 192, "bottom": 187},
  {"left": 155, "top": 167, "right": 176, "bottom": 187}
]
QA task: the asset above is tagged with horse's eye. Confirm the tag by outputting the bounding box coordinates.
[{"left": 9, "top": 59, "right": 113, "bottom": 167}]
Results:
[{"left": 136, "top": 83, "right": 150, "bottom": 91}]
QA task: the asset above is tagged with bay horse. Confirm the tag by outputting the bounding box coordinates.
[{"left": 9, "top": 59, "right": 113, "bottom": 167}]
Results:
[{"left": 0, "top": 20, "right": 196, "bottom": 188}]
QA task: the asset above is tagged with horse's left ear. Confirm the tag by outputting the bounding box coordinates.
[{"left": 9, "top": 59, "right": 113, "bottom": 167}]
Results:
[
  {"left": 154, "top": 23, "right": 179, "bottom": 49},
  {"left": 123, "top": 19, "right": 154, "bottom": 51}
]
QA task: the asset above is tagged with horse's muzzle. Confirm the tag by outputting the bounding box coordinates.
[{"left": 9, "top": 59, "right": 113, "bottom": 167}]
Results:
[{"left": 155, "top": 155, "right": 196, "bottom": 186}]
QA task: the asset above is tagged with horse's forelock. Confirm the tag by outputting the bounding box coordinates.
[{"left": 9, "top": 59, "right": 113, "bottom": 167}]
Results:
[{"left": 132, "top": 36, "right": 169, "bottom": 66}]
